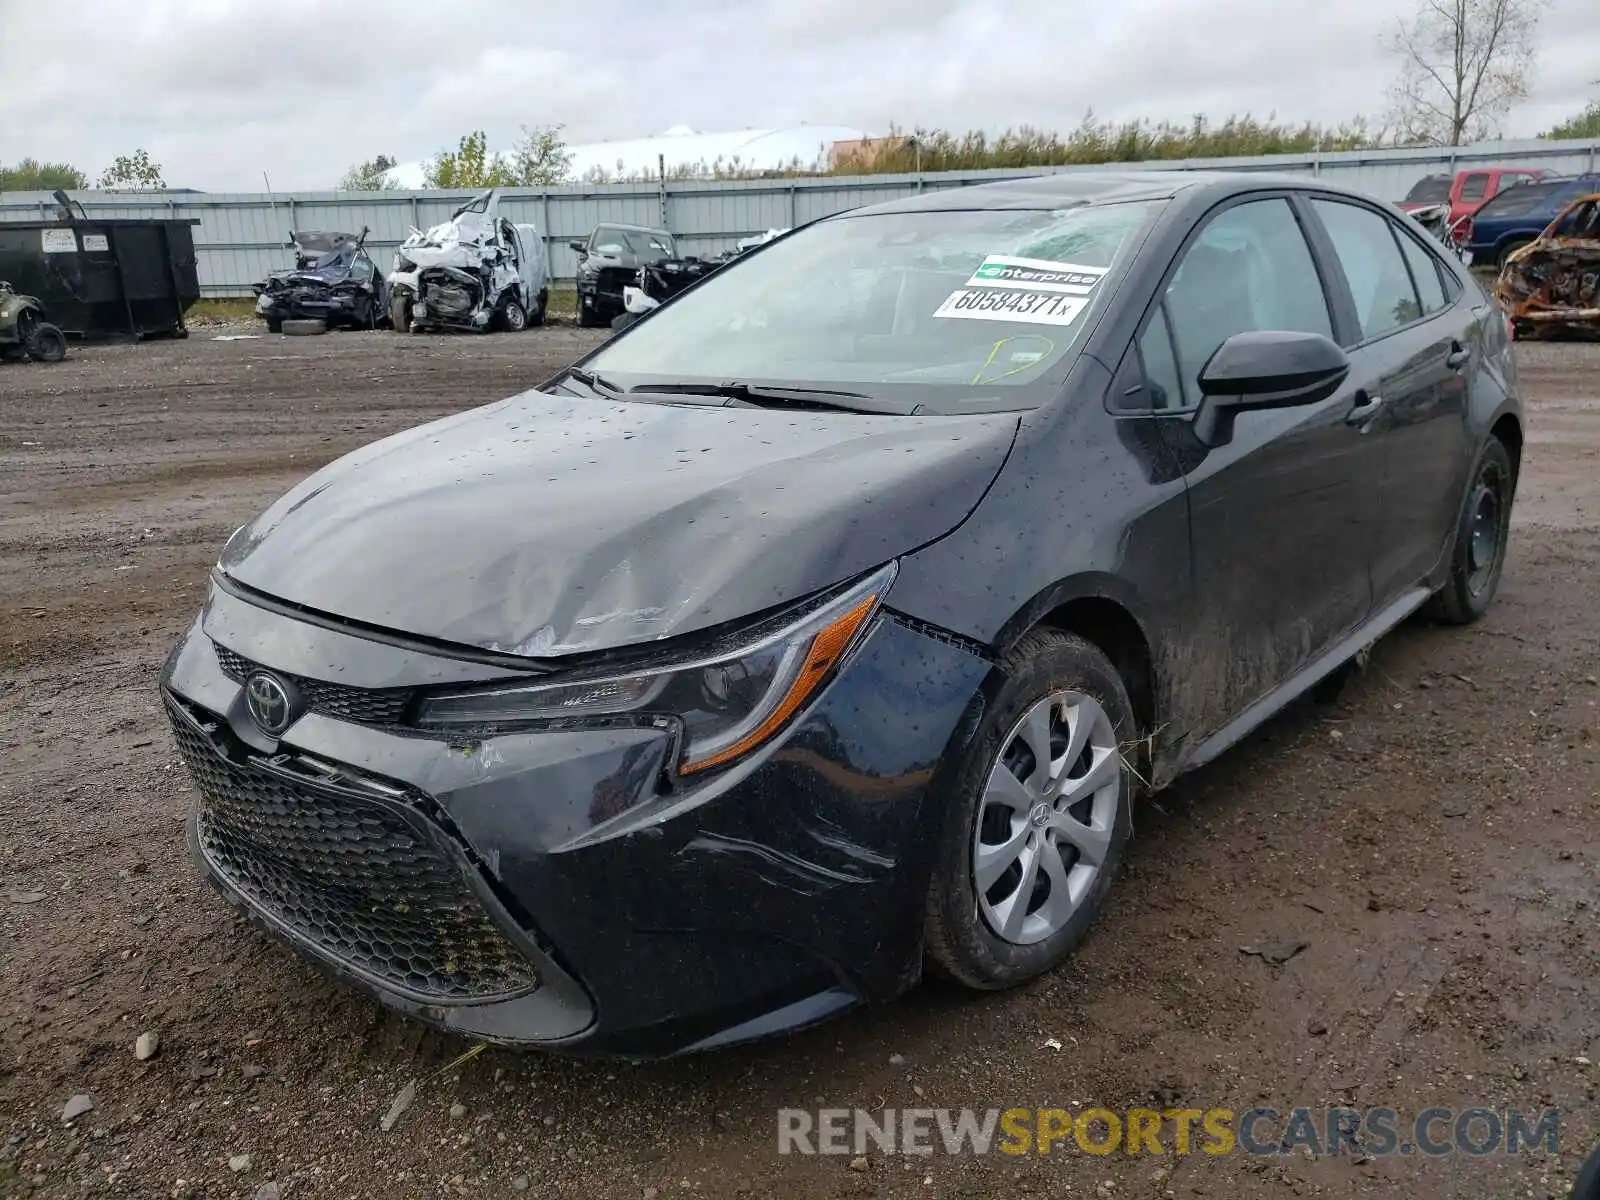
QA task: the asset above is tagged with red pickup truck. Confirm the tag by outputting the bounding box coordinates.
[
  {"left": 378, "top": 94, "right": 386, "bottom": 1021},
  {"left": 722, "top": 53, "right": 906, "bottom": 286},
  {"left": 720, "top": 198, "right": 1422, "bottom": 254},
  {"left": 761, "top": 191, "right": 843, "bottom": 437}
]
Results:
[{"left": 1397, "top": 167, "right": 1549, "bottom": 225}]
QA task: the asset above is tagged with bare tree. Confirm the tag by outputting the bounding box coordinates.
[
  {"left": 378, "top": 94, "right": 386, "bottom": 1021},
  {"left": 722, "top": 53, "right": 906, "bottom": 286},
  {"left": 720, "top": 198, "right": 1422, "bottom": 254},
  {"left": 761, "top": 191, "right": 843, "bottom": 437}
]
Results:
[{"left": 1384, "top": 0, "right": 1547, "bottom": 146}]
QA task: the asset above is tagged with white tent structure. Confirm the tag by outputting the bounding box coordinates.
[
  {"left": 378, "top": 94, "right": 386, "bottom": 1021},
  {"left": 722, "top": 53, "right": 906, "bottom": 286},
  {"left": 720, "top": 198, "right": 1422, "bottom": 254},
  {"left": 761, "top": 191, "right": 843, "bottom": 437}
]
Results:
[{"left": 387, "top": 124, "right": 875, "bottom": 188}]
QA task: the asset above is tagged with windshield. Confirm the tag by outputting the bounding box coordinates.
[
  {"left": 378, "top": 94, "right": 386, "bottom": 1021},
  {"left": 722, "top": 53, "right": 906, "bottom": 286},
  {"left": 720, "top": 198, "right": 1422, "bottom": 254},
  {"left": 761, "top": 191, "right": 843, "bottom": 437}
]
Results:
[
  {"left": 583, "top": 201, "right": 1163, "bottom": 406},
  {"left": 292, "top": 231, "right": 355, "bottom": 255},
  {"left": 1404, "top": 176, "right": 1452, "bottom": 204}
]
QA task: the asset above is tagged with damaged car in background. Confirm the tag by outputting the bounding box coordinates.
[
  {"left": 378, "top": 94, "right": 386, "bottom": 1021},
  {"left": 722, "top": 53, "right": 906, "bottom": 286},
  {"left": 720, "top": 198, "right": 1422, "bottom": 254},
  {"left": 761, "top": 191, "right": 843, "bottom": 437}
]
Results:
[
  {"left": 388, "top": 189, "right": 549, "bottom": 334},
  {"left": 160, "top": 171, "right": 1522, "bottom": 1059},
  {"left": 253, "top": 228, "right": 388, "bottom": 333},
  {"left": 614, "top": 228, "right": 790, "bottom": 330},
  {"left": 1494, "top": 191, "right": 1600, "bottom": 340}
]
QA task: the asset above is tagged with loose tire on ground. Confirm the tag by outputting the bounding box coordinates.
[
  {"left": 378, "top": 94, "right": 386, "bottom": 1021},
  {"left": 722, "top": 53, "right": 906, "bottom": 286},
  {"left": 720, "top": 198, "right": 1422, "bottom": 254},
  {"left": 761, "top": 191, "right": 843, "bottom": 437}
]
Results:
[
  {"left": 281, "top": 318, "right": 328, "bottom": 337},
  {"left": 23, "top": 322, "right": 67, "bottom": 363},
  {"left": 1426, "top": 436, "right": 1515, "bottom": 625},
  {"left": 923, "top": 629, "right": 1136, "bottom": 991}
]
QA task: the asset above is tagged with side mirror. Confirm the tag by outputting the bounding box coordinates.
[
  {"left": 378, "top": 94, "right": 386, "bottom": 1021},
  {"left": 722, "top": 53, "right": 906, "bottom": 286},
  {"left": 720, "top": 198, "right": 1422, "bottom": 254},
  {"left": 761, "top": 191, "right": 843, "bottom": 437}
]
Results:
[
  {"left": 568, "top": 240, "right": 588, "bottom": 254},
  {"left": 1193, "top": 330, "right": 1351, "bottom": 446}
]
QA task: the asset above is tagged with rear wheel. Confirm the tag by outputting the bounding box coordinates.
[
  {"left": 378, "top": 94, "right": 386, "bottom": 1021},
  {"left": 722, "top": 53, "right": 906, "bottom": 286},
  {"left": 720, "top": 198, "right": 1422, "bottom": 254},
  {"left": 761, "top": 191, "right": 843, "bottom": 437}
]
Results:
[
  {"left": 529, "top": 288, "right": 548, "bottom": 327},
  {"left": 1426, "top": 437, "right": 1515, "bottom": 625},
  {"left": 923, "top": 630, "right": 1135, "bottom": 990},
  {"left": 577, "top": 291, "right": 602, "bottom": 328},
  {"left": 24, "top": 320, "right": 67, "bottom": 363}
]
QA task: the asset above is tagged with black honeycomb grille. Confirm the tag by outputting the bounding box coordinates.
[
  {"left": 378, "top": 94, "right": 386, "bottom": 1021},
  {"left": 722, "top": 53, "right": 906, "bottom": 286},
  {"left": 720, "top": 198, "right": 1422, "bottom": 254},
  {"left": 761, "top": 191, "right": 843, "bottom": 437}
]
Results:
[
  {"left": 212, "top": 642, "right": 413, "bottom": 726},
  {"left": 166, "top": 696, "right": 539, "bottom": 1002}
]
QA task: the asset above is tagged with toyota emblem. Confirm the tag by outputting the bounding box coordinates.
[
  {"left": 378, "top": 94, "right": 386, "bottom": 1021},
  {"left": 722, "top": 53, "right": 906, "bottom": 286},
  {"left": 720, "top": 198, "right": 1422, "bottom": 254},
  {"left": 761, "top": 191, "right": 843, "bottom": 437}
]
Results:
[{"left": 244, "top": 671, "right": 296, "bottom": 736}]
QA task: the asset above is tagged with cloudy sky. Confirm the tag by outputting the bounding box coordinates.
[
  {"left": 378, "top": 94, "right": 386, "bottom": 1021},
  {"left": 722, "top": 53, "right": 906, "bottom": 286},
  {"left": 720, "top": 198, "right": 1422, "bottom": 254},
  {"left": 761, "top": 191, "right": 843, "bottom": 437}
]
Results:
[{"left": 1, "top": 0, "right": 1595, "bottom": 192}]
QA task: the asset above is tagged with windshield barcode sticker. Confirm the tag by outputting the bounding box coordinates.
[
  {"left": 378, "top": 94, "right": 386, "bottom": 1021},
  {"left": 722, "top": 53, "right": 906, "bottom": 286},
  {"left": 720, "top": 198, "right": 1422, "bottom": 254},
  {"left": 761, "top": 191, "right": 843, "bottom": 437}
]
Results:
[
  {"left": 934, "top": 288, "right": 1088, "bottom": 326},
  {"left": 966, "top": 255, "right": 1108, "bottom": 295}
]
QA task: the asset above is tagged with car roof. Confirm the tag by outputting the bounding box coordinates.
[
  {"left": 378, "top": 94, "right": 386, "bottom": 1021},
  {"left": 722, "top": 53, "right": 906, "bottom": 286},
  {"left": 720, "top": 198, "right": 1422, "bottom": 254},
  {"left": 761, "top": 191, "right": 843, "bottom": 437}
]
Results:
[
  {"left": 594, "top": 222, "right": 672, "bottom": 234},
  {"left": 846, "top": 169, "right": 1395, "bottom": 215}
]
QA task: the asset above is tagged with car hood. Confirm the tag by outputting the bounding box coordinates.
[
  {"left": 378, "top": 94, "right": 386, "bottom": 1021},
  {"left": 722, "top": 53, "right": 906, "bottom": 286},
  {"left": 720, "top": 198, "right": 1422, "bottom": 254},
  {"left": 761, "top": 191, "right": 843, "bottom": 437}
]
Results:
[{"left": 219, "top": 389, "right": 1019, "bottom": 658}]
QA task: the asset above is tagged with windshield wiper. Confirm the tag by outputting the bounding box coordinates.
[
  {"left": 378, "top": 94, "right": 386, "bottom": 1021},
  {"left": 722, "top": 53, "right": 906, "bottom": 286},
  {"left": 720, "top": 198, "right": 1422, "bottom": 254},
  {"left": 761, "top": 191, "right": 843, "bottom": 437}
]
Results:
[
  {"left": 564, "top": 366, "right": 623, "bottom": 396},
  {"left": 625, "top": 380, "right": 895, "bottom": 413}
]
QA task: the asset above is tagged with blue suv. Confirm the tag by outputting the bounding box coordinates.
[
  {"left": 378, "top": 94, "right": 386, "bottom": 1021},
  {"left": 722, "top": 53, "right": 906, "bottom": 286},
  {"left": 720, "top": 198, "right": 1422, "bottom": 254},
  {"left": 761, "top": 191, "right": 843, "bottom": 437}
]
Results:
[{"left": 1462, "top": 173, "right": 1600, "bottom": 267}]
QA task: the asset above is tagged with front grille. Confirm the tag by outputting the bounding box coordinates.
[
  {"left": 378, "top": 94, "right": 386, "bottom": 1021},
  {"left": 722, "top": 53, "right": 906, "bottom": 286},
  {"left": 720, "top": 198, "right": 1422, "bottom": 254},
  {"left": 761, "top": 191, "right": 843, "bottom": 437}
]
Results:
[
  {"left": 212, "top": 642, "right": 413, "bottom": 726},
  {"left": 166, "top": 696, "right": 539, "bottom": 1002}
]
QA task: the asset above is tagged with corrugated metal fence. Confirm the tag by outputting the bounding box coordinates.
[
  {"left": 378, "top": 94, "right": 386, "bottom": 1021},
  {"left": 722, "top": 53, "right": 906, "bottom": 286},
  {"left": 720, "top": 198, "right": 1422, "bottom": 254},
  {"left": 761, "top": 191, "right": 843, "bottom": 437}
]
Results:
[{"left": 4, "top": 137, "right": 1597, "bottom": 296}]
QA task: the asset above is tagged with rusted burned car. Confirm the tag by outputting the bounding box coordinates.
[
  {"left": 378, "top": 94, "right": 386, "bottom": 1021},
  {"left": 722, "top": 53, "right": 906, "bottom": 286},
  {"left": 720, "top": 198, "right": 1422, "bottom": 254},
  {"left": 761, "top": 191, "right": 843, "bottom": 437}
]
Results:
[{"left": 1494, "top": 192, "right": 1600, "bottom": 340}]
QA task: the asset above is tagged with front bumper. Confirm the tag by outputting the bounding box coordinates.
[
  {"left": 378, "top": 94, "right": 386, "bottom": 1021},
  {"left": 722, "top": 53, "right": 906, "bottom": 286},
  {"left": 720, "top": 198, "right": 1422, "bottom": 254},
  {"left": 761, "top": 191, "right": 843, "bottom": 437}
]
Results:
[{"left": 160, "top": 580, "right": 989, "bottom": 1057}]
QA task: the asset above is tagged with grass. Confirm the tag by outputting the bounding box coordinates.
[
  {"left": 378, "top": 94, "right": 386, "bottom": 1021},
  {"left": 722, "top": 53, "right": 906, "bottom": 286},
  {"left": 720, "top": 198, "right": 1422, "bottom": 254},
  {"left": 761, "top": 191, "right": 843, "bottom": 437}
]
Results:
[{"left": 186, "top": 286, "right": 580, "bottom": 325}]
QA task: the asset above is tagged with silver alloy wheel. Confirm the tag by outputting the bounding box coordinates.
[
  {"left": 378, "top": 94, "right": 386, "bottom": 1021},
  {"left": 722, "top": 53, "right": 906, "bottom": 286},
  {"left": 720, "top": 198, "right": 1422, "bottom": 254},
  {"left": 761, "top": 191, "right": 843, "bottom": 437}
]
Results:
[{"left": 972, "top": 690, "right": 1120, "bottom": 945}]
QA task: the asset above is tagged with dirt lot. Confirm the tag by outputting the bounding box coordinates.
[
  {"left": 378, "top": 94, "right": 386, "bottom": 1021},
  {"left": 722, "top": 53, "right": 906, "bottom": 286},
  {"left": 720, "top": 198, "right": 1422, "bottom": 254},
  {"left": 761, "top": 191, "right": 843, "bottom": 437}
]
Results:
[{"left": 1, "top": 326, "right": 1596, "bottom": 1200}]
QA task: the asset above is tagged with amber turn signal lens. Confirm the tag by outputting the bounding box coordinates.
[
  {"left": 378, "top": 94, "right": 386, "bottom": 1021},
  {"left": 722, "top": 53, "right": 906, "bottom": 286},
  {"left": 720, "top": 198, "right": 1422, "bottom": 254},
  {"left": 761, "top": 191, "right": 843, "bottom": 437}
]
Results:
[{"left": 678, "top": 593, "right": 879, "bottom": 775}]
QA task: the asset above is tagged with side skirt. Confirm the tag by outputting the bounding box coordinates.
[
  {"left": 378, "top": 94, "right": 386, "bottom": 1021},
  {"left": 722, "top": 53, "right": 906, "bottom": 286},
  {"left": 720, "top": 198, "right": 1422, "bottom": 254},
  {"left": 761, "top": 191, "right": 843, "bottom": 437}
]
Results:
[{"left": 1176, "top": 585, "right": 1433, "bottom": 777}]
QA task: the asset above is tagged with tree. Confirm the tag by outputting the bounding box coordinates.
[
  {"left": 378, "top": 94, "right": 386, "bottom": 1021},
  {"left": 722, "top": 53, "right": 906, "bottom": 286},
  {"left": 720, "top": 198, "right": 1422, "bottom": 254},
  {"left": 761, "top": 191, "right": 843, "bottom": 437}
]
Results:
[
  {"left": 422, "top": 131, "right": 515, "bottom": 189},
  {"left": 337, "top": 154, "right": 400, "bottom": 190},
  {"left": 1542, "top": 88, "right": 1600, "bottom": 139},
  {"left": 1383, "top": 0, "right": 1547, "bottom": 146},
  {"left": 0, "top": 158, "right": 89, "bottom": 191},
  {"left": 97, "top": 149, "right": 166, "bottom": 191},
  {"left": 509, "top": 124, "right": 573, "bottom": 186}
]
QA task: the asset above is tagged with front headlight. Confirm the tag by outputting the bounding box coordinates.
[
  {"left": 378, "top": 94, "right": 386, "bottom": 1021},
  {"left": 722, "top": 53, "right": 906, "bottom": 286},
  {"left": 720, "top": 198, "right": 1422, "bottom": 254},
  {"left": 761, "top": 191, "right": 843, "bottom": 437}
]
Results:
[{"left": 415, "top": 562, "right": 897, "bottom": 775}]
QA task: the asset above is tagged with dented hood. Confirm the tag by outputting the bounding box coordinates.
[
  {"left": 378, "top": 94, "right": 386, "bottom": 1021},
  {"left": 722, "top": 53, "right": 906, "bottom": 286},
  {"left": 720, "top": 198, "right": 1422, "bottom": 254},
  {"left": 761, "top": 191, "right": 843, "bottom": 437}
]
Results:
[{"left": 218, "top": 390, "right": 1018, "bottom": 657}]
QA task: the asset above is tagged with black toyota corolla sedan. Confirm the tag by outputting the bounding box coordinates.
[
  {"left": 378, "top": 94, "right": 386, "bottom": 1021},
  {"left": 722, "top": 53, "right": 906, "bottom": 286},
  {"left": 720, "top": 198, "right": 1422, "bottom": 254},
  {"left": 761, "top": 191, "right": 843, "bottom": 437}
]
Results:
[{"left": 161, "top": 170, "right": 1522, "bottom": 1058}]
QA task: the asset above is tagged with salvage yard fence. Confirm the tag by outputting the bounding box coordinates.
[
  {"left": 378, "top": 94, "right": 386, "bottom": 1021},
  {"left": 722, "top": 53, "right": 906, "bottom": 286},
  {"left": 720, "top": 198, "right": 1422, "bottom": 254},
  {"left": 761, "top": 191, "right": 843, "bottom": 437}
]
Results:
[{"left": 3, "top": 137, "right": 1598, "bottom": 297}]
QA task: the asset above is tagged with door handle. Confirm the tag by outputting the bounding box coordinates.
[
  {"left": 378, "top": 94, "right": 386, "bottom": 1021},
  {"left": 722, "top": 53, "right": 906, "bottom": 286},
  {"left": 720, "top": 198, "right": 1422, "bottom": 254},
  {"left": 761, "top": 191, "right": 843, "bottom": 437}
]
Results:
[
  {"left": 1346, "top": 392, "right": 1385, "bottom": 427},
  {"left": 1446, "top": 341, "right": 1471, "bottom": 370}
]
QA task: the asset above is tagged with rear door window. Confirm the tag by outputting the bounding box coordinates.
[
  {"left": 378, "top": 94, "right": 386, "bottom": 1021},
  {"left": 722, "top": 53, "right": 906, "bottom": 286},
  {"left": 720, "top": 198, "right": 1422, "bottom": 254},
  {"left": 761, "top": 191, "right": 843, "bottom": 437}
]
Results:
[
  {"left": 1394, "top": 229, "right": 1448, "bottom": 315},
  {"left": 1310, "top": 199, "right": 1424, "bottom": 341}
]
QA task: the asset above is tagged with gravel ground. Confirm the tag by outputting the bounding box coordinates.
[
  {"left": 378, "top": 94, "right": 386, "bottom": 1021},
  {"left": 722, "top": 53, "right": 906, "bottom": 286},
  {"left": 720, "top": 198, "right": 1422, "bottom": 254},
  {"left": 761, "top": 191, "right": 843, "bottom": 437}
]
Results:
[{"left": 0, "top": 328, "right": 1597, "bottom": 1200}]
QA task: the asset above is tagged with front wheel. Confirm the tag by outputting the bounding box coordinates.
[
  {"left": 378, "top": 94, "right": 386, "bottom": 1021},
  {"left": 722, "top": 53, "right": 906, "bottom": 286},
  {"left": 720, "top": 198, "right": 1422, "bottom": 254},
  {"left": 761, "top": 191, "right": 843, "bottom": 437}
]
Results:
[
  {"left": 1497, "top": 238, "right": 1533, "bottom": 268},
  {"left": 923, "top": 630, "right": 1135, "bottom": 990},
  {"left": 389, "top": 292, "right": 413, "bottom": 334},
  {"left": 498, "top": 296, "right": 527, "bottom": 333},
  {"left": 24, "top": 321, "right": 67, "bottom": 363},
  {"left": 1426, "top": 437, "right": 1515, "bottom": 624}
]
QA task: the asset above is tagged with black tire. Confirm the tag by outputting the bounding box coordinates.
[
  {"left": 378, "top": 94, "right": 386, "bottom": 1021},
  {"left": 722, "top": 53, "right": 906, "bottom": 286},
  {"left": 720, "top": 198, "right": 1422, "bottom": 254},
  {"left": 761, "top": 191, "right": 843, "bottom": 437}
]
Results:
[
  {"left": 264, "top": 316, "right": 283, "bottom": 334},
  {"left": 389, "top": 293, "right": 412, "bottom": 334},
  {"left": 611, "top": 311, "right": 639, "bottom": 332},
  {"left": 497, "top": 296, "right": 528, "bottom": 333},
  {"left": 1426, "top": 437, "right": 1515, "bottom": 625},
  {"left": 23, "top": 321, "right": 66, "bottom": 363},
  {"left": 529, "top": 288, "right": 548, "bottom": 327},
  {"left": 1573, "top": 1145, "right": 1600, "bottom": 1200},
  {"left": 923, "top": 629, "right": 1136, "bottom": 990},
  {"left": 1497, "top": 238, "right": 1533, "bottom": 268},
  {"left": 577, "top": 291, "right": 602, "bottom": 328}
]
